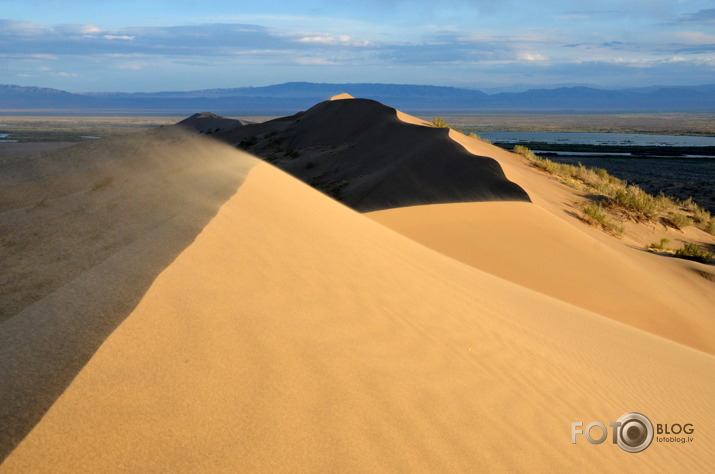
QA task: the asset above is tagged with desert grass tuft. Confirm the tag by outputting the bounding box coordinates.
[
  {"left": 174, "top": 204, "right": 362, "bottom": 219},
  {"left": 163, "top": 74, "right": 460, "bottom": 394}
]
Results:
[
  {"left": 432, "top": 117, "right": 450, "bottom": 128},
  {"left": 579, "top": 201, "right": 624, "bottom": 236},
  {"left": 466, "top": 132, "right": 493, "bottom": 144},
  {"left": 647, "top": 238, "right": 670, "bottom": 251},
  {"left": 514, "top": 144, "right": 713, "bottom": 236},
  {"left": 674, "top": 243, "right": 713, "bottom": 264},
  {"left": 667, "top": 212, "right": 693, "bottom": 230}
]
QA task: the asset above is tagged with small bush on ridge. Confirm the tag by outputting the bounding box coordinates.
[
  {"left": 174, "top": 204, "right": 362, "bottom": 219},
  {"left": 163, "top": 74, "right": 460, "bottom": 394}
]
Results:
[{"left": 674, "top": 243, "right": 713, "bottom": 264}]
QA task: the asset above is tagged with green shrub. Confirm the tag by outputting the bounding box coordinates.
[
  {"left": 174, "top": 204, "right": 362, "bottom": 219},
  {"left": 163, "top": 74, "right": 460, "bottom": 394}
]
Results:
[
  {"left": 432, "top": 117, "right": 449, "bottom": 128},
  {"left": 513, "top": 145, "right": 538, "bottom": 161},
  {"left": 580, "top": 202, "right": 624, "bottom": 236},
  {"left": 704, "top": 218, "right": 715, "bottom": 235},
  {"left": 238, "top": 136, "right": 258, "bottom": 149},
  {"left": 516, "top": 145, "right": 712, "bottom": 239},
  {"left": 667, "top": 212, "right": 693, "bottom": 230},
  {"left": 688, "top": 203, "right": 712, "bottom": 230},
  {"left": 681, "top": 197, "right": 699, "bottom": 213},
  {"left": 674, "top": 243, "right": 713, "bottom": 263},
  {"left": 608, "top": 185, "right": 659, "bottom": 220},
  {"left": 466, "top": 132, "right": 493, "bottom": 144},
  {"left": 647, "top": 238, "right": 670, "bottom": 251},
  {"left": 563, "top": 177, "right": 581, "bottom": 190}
]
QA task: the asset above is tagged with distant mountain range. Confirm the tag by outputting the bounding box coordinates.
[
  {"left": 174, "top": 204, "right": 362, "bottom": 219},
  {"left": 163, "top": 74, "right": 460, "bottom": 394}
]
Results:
[{"left": 2, "top": 82, "right": 715, "bottom": 114}]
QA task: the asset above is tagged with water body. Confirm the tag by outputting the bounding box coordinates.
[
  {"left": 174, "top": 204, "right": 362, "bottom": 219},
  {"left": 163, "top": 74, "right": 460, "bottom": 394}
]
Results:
[
  {"left": 534, "top": 150, "right": 713, "bottom": 159},
  {"left": 478, "top": 131, "right": 715, "bottom": 213},
  {"left": 479, "top": 131, "right": 715, "bottom": 147},
  {"left": 0, "top": 134, "right": 18, "bottom": 143}
]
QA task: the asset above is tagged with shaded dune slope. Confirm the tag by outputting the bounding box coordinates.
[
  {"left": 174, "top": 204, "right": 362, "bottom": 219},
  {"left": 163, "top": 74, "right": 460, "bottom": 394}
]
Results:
[
  {"left": 177, "top": 112, "right": 252, "bottom": 134},
  {"left": 216, "top": 97, "right": 530, "bottom": 211},
  {"left": 0, "top": 128, "right": 256, "bottom": 460},
  {"left": 3, "top": 163, "right": 714, "bottom": 472}
]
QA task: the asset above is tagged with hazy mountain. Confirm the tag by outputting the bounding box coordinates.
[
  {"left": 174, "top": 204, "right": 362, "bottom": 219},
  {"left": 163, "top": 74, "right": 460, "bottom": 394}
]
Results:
[
  {"left": 0, "top": 85, "right": 101, "bottom": 108},
  {"left": 2, "top": 82, "right": 714, "bottom": 113}
]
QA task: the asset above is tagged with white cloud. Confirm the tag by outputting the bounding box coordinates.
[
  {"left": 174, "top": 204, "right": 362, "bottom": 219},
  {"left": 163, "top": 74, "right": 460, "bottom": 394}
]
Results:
[
  {"left": 294, "top": 33, "right": 372, "bottom": 46},
  {"left": 675, "top": 31, "right": 715, "bottom": 44},
  {"left": 31, "top": 54, "right": 59, "bottom": 60},
  {"left": 114, "top": 62, "right": 144, "bottom": 70},
  {"left": 55, "top": 24, "right": 102, "bottom": 35},
  {"left": 517, "top": 52, "right": 548, "bottom": 61},
  {"left": 297, "top": 35, "right": 337, "bottom": 43},
  {"left": 295, "top": 57, "right": 336, "bottom": 65},
  {"left": 81, "top": 25, "right": 101, "bottom": 35},
  {"left": 104, "top": 35, "right": 135, "bottom": 40},
  {"left": 1, "top": 20, "right": 47, "bottom": 36}
]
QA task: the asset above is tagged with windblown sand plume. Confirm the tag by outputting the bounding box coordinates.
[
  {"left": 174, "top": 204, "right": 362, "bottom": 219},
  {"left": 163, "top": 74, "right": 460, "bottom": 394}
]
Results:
[{"left": 1, "top": 96, "right": 713, "bottom": 472}]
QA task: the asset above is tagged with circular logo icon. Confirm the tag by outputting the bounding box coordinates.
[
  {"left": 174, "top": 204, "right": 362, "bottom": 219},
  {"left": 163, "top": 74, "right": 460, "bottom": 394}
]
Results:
[{"left": 616, "top": 412, "right": 654, "bottom": 453}]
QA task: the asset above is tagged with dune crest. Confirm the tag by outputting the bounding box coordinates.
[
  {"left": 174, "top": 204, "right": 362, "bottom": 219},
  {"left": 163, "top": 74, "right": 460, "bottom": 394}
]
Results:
[
  {"left": 377, "top": 106, "right": 715, "bottom": 355},
  {"left": 217, "top": 98, "right": 529, "bottom": 211},
  {"left": 329, "top": 92, "right": 355, "bottom": 100},
  {"left": 4, "top": 162, "right": 714, "bottom": 471},
  {"left": 0, "top": 127, "right": 257, "bottom": 460}
]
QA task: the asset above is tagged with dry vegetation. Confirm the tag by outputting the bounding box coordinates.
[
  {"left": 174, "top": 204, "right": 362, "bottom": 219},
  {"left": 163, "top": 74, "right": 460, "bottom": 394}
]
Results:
[
  {"left": 431, "top": 116, "right": 449, "bottom": 128},
  {"left": 513, "top": 145, "right": 714, "bottom": 259},
  {"left": 432, "top": 116, "right": 493, "bottom": 143}
]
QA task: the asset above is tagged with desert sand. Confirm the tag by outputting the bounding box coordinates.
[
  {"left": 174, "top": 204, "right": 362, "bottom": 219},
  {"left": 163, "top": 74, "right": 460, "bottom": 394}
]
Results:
[
  {"left": 1, "top": 96, "right": 714, "bottom": 471},
  {"left": 368, "top": 201, "right": 715, "bottom": 355},
  {"left": 216, "top": 96, "right": 530, "bottom": 211}
]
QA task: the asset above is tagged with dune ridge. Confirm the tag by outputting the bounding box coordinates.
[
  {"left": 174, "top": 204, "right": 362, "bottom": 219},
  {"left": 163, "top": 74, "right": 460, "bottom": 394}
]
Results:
[
  {"left": 215, "top": 97, "right": 530, "bottom": 211},
  {"left": 363, "top": 106, "right": 715, "bottom": 355},
  {"left": 3, "top": 162, "right": 714, "bottom": 472},
  {"left": 0, "top": 128, "right": 256, "bottom": 460}
]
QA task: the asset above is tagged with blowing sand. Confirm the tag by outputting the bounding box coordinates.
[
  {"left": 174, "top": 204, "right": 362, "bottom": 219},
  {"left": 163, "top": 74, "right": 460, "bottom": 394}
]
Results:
[
  {"left": 1, "top": 97, "right": 714, "bottom": 471},
  {"left": 0, "top": 128, "right": 255, "bottom": 459}
]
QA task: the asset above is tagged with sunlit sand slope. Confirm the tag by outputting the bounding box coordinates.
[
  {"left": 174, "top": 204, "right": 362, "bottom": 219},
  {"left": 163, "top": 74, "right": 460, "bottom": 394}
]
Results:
[
  {"left": 4, "top": 163, "right": 713, "bottom": 472},
  {"left": 0, "top": 128, "right": 256, "bottom": 460},
  {"left": 368, "top": 201, "right": 715, "bottom": 355}
]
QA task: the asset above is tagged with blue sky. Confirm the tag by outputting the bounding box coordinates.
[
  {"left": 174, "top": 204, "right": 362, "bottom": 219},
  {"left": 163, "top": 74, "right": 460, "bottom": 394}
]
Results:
[{"left": 1, "top": 0, "right": 714, "bottom": 91}]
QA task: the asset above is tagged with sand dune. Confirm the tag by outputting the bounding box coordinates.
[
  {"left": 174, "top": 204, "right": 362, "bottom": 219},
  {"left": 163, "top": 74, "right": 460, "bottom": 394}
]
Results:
[
  {"left": 1, "top": 96, "right": 714, "bottom": 471},
  {"left": 3, "top": 162, "right": 714, "bottom": 472},
  {"left": 369, "top": 201, "right": 715, "bottom": 354},
  {"left": 177, "top": 112, "right": 251, "bottom": 134},
  {"left": 0, "top": 128, "right": 255, "bottom": 459},
  {"left": 216, "top": 97, "right": 529, "bottom": 211}
]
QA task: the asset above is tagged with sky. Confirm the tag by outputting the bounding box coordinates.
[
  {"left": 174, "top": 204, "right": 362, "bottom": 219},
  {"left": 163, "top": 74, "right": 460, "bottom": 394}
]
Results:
[{"left": 1, "top": 0, "right": 714, "bottom": 92}]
